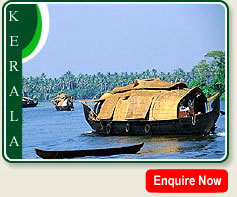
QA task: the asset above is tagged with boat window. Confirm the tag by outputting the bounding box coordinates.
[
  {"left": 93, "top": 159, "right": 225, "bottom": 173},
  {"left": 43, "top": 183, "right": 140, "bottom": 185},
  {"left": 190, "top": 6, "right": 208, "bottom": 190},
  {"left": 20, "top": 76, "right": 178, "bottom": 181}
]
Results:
[{"left": 178, "top": 91, "right": 206, "bottom": 118}]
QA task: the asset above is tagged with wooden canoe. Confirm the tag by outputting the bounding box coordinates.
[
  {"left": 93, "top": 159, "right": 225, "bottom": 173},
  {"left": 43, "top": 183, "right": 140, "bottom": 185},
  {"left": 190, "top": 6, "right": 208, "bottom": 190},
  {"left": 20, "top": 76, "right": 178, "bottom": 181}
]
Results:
[{"left": 35, "top": 143, "right": 144, "bottom": 159}]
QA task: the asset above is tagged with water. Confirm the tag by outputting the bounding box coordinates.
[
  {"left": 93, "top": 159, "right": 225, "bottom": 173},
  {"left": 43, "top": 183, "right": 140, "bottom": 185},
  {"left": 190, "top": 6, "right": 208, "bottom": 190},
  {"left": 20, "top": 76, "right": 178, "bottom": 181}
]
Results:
[{"left": 23, "top": 101, "right": 226, "bottom": 160}]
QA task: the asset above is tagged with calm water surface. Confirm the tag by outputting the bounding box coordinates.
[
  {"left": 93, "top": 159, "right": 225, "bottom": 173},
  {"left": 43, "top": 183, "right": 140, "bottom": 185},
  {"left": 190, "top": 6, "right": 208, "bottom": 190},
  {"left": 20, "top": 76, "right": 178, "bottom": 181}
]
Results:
[{"left": 23, "top": 101, "right": 226, "bottom": 160}]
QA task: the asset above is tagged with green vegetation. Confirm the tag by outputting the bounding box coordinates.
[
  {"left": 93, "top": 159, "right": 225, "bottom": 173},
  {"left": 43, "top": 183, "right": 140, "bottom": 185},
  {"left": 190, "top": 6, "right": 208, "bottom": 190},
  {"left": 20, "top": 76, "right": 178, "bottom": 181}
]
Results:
[{"left": 23, "top": 51, "right": 225, "bottom": 101}]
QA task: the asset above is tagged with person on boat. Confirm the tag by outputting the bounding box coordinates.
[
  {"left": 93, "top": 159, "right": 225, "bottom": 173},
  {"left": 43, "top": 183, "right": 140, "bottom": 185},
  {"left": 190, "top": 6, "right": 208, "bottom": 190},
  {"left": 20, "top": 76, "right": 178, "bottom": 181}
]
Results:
[{"left": 179, "top": 105, "right": 190, "bottom": 117}]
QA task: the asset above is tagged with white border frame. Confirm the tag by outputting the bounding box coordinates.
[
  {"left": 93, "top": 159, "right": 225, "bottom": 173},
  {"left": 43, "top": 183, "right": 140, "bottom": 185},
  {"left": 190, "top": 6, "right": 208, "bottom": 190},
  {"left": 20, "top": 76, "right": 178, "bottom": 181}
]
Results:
[{"left": 3, "top": 1, "right": 228, "bottom": 162}]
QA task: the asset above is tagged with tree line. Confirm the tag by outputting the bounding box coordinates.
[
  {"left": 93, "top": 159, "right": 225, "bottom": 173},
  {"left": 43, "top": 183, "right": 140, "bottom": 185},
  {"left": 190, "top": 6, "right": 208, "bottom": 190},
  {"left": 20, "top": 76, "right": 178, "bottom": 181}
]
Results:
[{"left": 22, "top": 51, "right": 225, "bottom": 101}]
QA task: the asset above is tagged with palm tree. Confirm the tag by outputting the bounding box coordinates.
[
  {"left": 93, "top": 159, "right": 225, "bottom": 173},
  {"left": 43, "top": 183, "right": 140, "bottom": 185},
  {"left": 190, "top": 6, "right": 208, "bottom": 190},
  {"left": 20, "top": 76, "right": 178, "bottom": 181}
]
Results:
[{"left": 22, "top": 50, "right": 225, "bottom": 101}]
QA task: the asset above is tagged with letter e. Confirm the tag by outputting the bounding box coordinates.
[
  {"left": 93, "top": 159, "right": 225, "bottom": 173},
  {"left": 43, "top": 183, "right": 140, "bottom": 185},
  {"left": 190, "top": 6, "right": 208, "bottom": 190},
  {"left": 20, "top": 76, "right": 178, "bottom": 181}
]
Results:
[
  {"left": 154, "top": 175, "right": 161, "bottom": 185},
  {"left": 9, "top": 36, "right": 19, "bottom": 47}
]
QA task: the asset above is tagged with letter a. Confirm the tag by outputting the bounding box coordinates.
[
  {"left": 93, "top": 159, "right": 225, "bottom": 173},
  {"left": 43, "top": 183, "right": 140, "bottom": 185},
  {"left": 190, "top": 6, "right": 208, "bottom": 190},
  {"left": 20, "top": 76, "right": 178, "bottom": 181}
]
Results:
[
  {"left": 9, "top": 86, "right": 19, "bottom": 96},
  {"left": 9, "top": 11, "right": 19, "bottom": 22},
  {"left": 10, "top": 111, "right": 18, "bottom": 122},
  {"left": 9, "top": 136, "right": 20, "bottom": 147}
]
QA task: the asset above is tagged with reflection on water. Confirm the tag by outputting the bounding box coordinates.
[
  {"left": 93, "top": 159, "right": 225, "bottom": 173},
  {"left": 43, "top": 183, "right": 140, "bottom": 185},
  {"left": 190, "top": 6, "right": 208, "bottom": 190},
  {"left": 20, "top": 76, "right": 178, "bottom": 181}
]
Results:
[{"left": 23, "top": 101, "right": 226, "bottom": 160}]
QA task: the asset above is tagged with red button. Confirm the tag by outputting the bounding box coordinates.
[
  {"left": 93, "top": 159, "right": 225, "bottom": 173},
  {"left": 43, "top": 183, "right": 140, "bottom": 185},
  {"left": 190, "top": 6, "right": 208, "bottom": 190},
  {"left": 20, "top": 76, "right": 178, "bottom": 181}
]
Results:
[{"left": 146, "top": 169, "right": 228, "bottom": 193}]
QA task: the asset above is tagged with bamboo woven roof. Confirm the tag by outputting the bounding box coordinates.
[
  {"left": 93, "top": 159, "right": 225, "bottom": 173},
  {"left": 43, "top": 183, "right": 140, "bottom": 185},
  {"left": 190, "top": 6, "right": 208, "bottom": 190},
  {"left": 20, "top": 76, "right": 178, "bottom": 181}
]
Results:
[
  {"left": 56, "top": 93, "right": 70, "bottom": 106},
  {"left": 59, "top": 93, "right": 68, "bottom": 99},
  {"left": 22, "top": 96, "right": 33, "bottom": 101},
  {"left": 111, "top": 79, "right": 187, "bottom": 94},
  {"left": 95, "top": 79, "right": 206, "bottom": 121}
]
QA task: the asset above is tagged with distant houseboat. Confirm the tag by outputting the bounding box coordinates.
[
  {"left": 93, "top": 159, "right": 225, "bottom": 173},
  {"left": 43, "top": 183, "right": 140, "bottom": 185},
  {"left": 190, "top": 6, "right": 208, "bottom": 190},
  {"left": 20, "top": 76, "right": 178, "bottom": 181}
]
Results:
[
  {"left": 50, "top": 93, "right": 74, "bottom": 111},
  {"left": 22, "top": 97, "right": 38, "bottom": 108},
  {"left": 80, "top": 79, "right": 220, "bottom": 136}
]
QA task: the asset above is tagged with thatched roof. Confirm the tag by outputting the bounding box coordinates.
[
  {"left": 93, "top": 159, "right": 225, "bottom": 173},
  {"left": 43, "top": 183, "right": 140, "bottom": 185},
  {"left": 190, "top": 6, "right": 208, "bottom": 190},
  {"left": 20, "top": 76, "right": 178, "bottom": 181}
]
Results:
[
  {"left": 111, "top": 79, "right": 187, "bottom": 94},
  {"left": 22, "top": 96, "right": 34, "bottom": 101},
  {"left": 55, "top": 93, "right": 70, "bottom": 106},
  {"left": 59, "top": 93, "right": 68, "bottom": 99},
  {"left": 94, "top": 79, "right": 207, "bottom": 121}
]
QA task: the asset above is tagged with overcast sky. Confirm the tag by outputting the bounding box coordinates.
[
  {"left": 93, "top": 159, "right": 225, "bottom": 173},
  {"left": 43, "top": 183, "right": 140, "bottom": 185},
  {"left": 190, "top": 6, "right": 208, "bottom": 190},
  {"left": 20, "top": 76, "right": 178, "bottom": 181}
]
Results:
[{"left": 23, "top": 3, "right": 225, "bottom": 78}]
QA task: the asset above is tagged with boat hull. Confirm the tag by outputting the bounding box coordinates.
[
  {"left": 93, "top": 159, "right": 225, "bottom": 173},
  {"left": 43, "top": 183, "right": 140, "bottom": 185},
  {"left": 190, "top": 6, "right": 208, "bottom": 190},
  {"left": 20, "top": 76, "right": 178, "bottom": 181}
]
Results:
[
  {"left": 82, "top": 95, "right": 220, "bottom": 136},
  {"left": 22, "top": 100, "right": 38, "bottom": 108},
  {"left": 55, "top": 106, "right": 74, "bottom": 111},
  {"left": 35, "top": 143, "right": 144, "bottom": 159}
]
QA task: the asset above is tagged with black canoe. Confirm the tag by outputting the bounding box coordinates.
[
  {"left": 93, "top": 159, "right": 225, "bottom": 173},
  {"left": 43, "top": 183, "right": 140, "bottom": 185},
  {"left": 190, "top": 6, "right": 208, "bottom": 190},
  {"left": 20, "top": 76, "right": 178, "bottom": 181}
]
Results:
[{"left": 35, "top": 143, "right": 144, "bottom": 159}]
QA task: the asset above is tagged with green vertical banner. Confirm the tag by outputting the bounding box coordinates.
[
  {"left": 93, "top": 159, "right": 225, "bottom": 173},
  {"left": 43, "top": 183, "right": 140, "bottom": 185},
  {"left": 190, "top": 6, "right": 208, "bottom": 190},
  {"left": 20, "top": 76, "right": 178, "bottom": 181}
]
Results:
[{"left": 4, "top": 3, "right": 38, "bottom": 160}]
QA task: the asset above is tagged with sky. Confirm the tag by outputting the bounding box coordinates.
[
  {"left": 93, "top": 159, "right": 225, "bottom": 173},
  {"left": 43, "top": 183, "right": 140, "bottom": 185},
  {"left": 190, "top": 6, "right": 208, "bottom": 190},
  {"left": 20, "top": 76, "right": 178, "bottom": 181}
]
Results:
[{"left": 23, "top": 3, "right": 226, "bottom": 78}]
